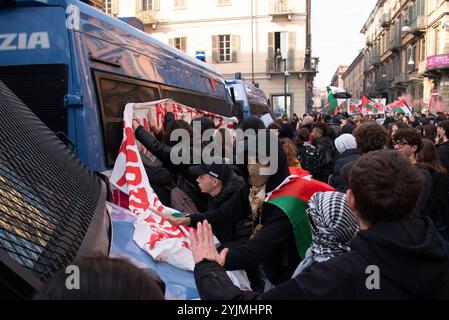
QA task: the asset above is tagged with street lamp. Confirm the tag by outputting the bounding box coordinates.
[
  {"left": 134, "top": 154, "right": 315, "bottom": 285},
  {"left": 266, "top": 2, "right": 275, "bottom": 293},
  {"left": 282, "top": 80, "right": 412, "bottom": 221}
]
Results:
[
  {"left": 283, "top": 58, "right": 290, "bottom": 117},
  {"left": 408, "top": 46, "right": 415, "bottom": 66}
]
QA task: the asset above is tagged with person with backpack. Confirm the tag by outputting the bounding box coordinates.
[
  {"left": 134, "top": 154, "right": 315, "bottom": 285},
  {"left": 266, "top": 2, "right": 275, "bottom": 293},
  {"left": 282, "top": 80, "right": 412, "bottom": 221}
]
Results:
[
  {"left": 295, "top": 127, "right": 320, "bottom": 179},
  {"left": 417, "top": 139, "right": 449, "bottom": 251},
  {"left": 312, "top": 123, "right": 336, "bottom": 183}
]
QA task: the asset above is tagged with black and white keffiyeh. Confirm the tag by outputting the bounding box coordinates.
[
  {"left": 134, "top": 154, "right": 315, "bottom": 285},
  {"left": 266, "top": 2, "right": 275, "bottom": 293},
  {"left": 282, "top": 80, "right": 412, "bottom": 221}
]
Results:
[{"left": 307, "top": 191, "right": 359, "bottom": 262}]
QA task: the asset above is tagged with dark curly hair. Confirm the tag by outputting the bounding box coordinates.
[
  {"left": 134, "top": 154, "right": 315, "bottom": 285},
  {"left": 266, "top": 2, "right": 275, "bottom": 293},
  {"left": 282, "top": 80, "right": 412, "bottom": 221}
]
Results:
[
  {"left": 353, "top": 122, "right": 387, "bottom": 154},
  {"left": 392, "top": 128, "right": 423, "bottom": 154},
  {"left": 349, "top": 150, "right": 423, "bottom": 225},
  {"left": 295, "top": 127, "right": 310, "bottom": 145},
  {"left": 439, "top": 120, "right": 449, "bottom": 139}
]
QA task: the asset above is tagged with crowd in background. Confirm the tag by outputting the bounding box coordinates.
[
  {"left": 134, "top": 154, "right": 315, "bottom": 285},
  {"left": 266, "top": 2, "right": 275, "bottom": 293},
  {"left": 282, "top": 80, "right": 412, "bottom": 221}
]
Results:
[{"left": 35, "top": 109, "right": 449, "bottom": 300}]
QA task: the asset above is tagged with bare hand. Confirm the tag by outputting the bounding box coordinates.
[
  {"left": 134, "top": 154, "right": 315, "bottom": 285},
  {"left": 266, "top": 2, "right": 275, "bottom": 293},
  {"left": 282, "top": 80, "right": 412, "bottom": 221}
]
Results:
[
  {"left": 190, "top": 220, "right": 228, "bottom": 266},
  {"left": 132, "top": 118, "right": 141, "bottom": 130},
  {"left": 148, "top": 117, "right": 161, "bottom": 135},
  {"left": 166, "top": 215, "right": 191, "bottom": 226}
]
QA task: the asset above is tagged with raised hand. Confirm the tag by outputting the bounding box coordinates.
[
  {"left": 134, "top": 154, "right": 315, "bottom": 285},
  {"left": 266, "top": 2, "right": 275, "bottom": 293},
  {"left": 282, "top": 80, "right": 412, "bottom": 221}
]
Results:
[{"left": 190, "top": 220, "right": 228, "bottom": 266}]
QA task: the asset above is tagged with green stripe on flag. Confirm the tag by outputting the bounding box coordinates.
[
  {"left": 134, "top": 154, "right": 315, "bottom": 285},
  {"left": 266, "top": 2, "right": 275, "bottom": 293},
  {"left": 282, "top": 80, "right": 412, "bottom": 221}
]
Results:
[
  {"left": 326, "top": 86, "right": 338, "bottom": 114},
  {"left": 267, "top": 196, "right": 312, "bottom": 259}
]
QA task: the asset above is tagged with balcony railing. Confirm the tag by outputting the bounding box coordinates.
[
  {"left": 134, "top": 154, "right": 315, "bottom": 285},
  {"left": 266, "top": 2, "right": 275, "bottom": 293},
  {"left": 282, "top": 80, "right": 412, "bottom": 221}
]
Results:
[
  {"left": 366, "top": 37, "right": 373, "bottom": 46},
  {"left": 380, "top": 13, "right": 391, "bottom": 28},
  {"left": 303, "top": 57, "right": 319, "bottom": 73},
  {"left": 389, "top": 37, "right": 401, "bottom": 52},
  {"left": 394, "top": 73, "right": 409, "bottom": 85},
  {"left": 269, "top": 0, "right": 301, "bottom": 17},
  {"left": 371, "top": 55, "right": 380, "bottom": 66},
  {"left": 376, "top": 80, "right": 390, "bottom": 90},
  {"left": 136, "top": 10, "right": 157, "bottom": 24},
  {"left": 266, "top": 58, "right": 302, "bottom": 73},
  {"left": 410, "top": 16, "right": 427, "bottom": 34}
]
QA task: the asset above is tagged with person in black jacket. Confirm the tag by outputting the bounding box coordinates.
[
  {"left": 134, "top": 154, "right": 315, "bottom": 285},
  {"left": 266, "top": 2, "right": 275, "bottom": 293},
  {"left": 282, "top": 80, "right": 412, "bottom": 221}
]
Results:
[
  {"left": 330, "top": 134, "right": 360, "bottom": 193},
  {"left": 169, "top": 131, "right": 301, "bottom": 288},
  {"left": 340, "top": 122, "right": 387, "bottom": 193},
  {"left": 312, "top": 123, "right": 336, "bottom": 183},
  {"left": 189, "top": 161, "right": 245, "bottom": 212},
  {"left": 437, "top": 120, "right": 449, "bottom": 172},
  {"left": 190, "top": 150, "right": 449, "bottom": 300}
]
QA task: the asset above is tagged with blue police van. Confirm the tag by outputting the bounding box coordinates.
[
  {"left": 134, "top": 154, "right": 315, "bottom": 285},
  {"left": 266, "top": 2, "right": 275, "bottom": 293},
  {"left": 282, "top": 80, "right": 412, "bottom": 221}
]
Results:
[
  {"left": 0, "top": 0, "right": 235, "bottom": 172},
  {"left": 225, "top": 77, "right": 271, "bottom": 120}
]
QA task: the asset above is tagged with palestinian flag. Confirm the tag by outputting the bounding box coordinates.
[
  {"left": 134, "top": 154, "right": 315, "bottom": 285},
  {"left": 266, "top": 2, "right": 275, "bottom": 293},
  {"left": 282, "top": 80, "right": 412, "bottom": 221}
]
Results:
[
  {"left": 265, "top": 169, "right": 335, "bottom": 259},
  {"left": 360, "top": 96, "right": 377, "bottom": 113},
  {"left": 326, "top": 86, "right": 339, "bottom": 115},
  {"left": 389, "top": 100, "right": 411, "bottom": 115}
]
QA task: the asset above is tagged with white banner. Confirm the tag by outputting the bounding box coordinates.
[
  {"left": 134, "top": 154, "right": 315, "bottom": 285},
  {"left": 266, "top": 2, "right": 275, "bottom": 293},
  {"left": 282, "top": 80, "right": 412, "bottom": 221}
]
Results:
[{"left": 108, "top": 99, "right": 247, "bottom": 281}]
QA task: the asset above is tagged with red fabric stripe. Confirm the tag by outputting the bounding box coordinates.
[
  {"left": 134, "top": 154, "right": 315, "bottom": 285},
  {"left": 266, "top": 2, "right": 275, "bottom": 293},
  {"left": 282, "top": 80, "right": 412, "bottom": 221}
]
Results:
[{"left": 268, "top": 177, "right": 335, "bottom": 203}]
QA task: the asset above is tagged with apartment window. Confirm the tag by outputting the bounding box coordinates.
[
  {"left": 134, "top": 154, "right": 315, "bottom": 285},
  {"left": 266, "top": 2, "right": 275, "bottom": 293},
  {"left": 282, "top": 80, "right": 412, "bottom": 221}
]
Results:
[
  {"left": 171, "top": 37, "right": 187, "bottom": 53},
  {"left": 217, "top": 0, "right": 231, "bottom": 5},
  {"left": 419, "top": 37, "right": 426, "bottom": 61},
  {"left": 104, "top": 0, "right": 112, "bottom": 14},
  {"left": 174, "top": 0, "right": 187, "bottom": 9},
  {"left": 142, "top": 0, "right": 153, "bottom": 11},
  {"left": 435, "top": 28, "right": 439, "bottom": 54},
  {"left": 219, "top": 35, "right": 231, "bottom": 62}
]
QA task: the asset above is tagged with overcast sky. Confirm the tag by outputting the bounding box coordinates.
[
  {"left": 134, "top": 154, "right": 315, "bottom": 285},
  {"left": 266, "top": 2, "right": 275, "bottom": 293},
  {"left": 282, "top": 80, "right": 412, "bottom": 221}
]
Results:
[{"left": 312, "top": 0, "right": 378, "bottom": 89}]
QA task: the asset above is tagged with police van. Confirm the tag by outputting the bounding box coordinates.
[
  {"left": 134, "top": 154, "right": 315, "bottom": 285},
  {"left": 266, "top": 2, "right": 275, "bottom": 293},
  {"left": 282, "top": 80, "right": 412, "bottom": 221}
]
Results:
[
  {"left": 225, "top": 76, "right": 271, "bottom": 121},
  {"left": 0, "top": 0, "right": 235, "bottom": 172}
]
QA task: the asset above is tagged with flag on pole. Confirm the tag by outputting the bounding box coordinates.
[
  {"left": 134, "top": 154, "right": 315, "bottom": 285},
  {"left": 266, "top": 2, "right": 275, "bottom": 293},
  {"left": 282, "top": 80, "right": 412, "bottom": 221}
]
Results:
[{"left": 326, "top": 86, "right": 339, "bottom": 115}]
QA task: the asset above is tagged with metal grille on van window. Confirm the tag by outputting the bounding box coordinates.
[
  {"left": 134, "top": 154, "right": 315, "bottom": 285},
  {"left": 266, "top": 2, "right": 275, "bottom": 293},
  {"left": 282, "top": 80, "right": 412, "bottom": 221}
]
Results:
[
  {"left": 104, "top": 122, "right": 124, "bottom": 167},
  {"left": 0, "top": 64, "right": 67, "bottom": 136},
  {"left": 0, "top": 81, "right": 102, "bottom": 284}
]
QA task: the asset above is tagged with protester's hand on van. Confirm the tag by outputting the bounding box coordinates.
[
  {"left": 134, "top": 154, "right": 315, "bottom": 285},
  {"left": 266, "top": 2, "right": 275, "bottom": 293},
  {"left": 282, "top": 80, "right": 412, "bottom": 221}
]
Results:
[
  {"left": 166, "top": 215, "right": 191, "bottom": 226},
  {"left": 132, "top": 118, "right": 141, "bottom": 131},
  {"left": 190, "top": 221, "right": 228, "bottom": 266},
  {"left": 148, "top": 117, "right": 161, "bottom": 135}
]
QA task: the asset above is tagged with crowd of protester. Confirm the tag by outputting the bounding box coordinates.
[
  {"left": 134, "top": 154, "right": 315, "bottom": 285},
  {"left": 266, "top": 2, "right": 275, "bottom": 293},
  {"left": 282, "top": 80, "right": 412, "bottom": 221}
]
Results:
[{"left": 37, "top": 109, "right": 449, "bottom": 300}]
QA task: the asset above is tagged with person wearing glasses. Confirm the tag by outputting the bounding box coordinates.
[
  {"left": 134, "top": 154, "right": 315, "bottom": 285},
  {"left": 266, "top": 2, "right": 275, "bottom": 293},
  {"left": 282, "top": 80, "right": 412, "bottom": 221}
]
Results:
[{"left": 392, "top": 128, "right": 431, "bottom": 216}]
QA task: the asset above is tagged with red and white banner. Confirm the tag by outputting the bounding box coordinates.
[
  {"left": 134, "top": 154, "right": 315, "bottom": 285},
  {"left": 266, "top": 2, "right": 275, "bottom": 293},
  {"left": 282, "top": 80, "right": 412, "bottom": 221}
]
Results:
[{"left": 108, "top": 100, "right": 242, "bottom": 274}]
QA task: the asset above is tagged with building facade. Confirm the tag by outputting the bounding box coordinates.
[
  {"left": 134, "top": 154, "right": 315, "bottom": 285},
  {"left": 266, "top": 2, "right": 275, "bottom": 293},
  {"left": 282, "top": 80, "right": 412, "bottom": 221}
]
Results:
[
  {"left": 103, "top": 0, "right": 319, "bottom": 116},
  {"left": 330, "top": 65, "right": 348, "bottom": 89},
  {"left": 360, "top": 0, "right": 449, "bottom": 107},
  {"left": 342, "top": 52, "right": 364, "bottom": 99}
]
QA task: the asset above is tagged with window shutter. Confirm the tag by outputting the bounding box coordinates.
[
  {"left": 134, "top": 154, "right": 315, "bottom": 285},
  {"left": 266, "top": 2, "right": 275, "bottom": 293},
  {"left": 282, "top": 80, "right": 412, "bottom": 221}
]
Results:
[
  {"left": 231, "top": 35, "right": 240, "bottom": 62},
  {"left": 288, "top": 31, "right": 296, "bottom": 70},
  {"left": 212, "top": 35, "right": 219, "bottom": 63},
  {"left": 154, "top": 0, "right": 160, "bottom": 11},
  {"left": 268, "top": 32, "right": 274, "bottom": 71},
  {"left": 268, "top": 32, "right": 274, "bottom": 59},
  {"left": 169, "top": 38, "right": 174, "bottom": 47},
  {"left": 112, "top": 0, "right": 118, "bottom": 15},
  {"left": 181, "top": 37, "right": 187, "bottom": 52},
  {"left": 136, "top": 0, "right": 142, "bottom": 12}
]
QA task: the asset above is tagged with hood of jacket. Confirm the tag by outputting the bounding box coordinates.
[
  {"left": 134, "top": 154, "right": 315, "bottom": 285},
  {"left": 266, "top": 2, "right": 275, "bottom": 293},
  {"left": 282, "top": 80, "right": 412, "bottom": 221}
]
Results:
[
  {"left": 351, "top": 217, "right": 449, "bottom": 297},
  {"left": 313, "top": 136, "right": 334, "bottom": 150},
  {"left": 238, "top": 130, "right": 290, "bottom": 193}
]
